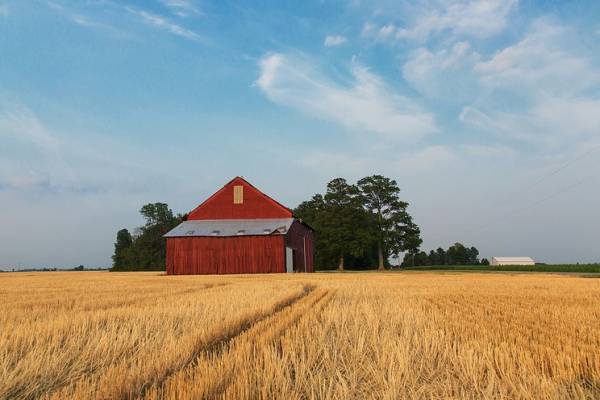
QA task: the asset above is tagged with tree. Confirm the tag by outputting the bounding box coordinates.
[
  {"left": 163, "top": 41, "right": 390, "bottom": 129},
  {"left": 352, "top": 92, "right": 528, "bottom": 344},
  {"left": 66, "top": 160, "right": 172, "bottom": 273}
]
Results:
[
  {"left": 467, "top": 246, "right": 480, "bottom": 264},
  {"left": 429, "top": 250, "right": 438, "bottom": 265},
  {"left": 401, "top": 252, "right": 414, "bottom": 267},
  {"left": 322, "top": 178, "right": 371, "bottom": 271},
  {"left": 480, "top": 258, "right": 490, "bottom": 265},
  {"left": 415, "top": 251, "right": 429, "bottom": 266},
  {"left": 447, "top": 242, "right": 469, "bottom": 265},
  {"left": 112, "top": 229, "right": 133, "bottom": 270},
  {"left": 357, "top": 175, "right": 421, "bottom": 270},
  {"left": 111, "top": 203, "right": 181, "bottom": 271},
  {"left": 133, "top": 203, "right": 181, "bottom": 270},
  {"left": 436, "top": 248, "right": 446, "bottom": 265},
  {"left": 294, "top": 181, "right": 372, "bottom": 270}
]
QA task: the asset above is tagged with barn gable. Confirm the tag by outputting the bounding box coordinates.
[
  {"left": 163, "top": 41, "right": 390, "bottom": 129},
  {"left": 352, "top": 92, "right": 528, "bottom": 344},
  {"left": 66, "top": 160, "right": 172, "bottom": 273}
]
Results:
[{"left": 187, "top": 177, "right": 293, "bottom": 220}]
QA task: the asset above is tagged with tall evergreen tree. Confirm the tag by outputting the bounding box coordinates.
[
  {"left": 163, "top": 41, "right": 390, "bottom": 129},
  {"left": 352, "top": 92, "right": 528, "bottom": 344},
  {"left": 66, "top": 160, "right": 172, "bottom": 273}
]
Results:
[{"left": 357, "top": 175, "right": 421, "bottom": 270}]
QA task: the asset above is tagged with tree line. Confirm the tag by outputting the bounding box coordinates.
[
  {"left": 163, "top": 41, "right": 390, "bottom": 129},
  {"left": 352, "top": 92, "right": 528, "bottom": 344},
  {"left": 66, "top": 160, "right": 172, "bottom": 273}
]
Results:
[{"left": 401, "top": 242, "right": 488, "bottom": 267}]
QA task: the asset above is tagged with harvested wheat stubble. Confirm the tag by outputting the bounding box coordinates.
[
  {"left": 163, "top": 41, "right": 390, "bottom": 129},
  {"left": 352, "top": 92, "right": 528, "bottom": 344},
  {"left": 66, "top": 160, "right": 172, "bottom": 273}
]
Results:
[{"left": 1, "top": 271, "right": 599, "bottom": 399}]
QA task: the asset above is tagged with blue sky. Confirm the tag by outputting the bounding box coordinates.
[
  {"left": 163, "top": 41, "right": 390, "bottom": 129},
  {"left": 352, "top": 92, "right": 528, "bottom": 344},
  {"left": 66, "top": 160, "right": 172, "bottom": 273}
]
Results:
[{"left": 1, "top": 0, "right": 599, "bottom": 268}]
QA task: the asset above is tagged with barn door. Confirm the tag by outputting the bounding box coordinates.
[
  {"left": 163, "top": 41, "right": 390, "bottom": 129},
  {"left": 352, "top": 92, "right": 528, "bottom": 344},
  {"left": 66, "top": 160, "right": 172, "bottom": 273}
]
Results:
[{"left": 285, "top": 247, "right": 294, "bottom": 273}]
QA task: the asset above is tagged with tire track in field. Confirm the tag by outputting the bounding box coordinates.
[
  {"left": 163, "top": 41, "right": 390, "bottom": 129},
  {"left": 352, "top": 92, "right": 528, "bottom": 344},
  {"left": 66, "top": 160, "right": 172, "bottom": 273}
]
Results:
[
  {"left": 208, "top": 288, "right": 335, "bottom": 400},
  {"left": 141, "top": 286, "right": 335, "bottom": 400},
  {"left": 132, "top": 284, "right": 317, "bottom": 400}
]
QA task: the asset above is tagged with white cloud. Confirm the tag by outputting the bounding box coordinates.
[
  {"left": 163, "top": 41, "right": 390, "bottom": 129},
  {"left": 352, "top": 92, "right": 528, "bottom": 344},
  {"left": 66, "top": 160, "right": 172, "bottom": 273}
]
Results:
[
  {"left": 378, "top": 24, "right": 396, "bottom": 39},
  {"left": 255, "top": 53, "right": 438, "bottom": 140},
  {"left": 402, "top": 41, "right": 480, "bottom": 98},
  {"left": 460, "top": 97, "right": 600, "bottom": 146},
  {"left": 366, "top": 0, "right": 518, "bottom": 42},
  {"left": 459, "top": 19, "right": 600, "bottom": 146},
  {"left": 127, "top": 8, "right": 204, "bottom": 42},
  {"left": 0, "top": 104, "right": 59, "bottom": 153},
  {"left": 475, "top": 20, "right": 600, "bottom": 95},
  {"left": 47, "top": 2, "right": 126, "bottom": 35},
  {"left": 361, "top": 22, "right": 375, "bottom": 37},
  {"left": 160, "top": 0, "right": 202, "bottom": 18},
  {"left": 324, "top": 35, "right": 347, "bottom": 47}
]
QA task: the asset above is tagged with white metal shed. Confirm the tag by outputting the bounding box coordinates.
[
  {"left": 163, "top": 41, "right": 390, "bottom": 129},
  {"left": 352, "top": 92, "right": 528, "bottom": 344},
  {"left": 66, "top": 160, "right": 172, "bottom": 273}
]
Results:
[{"left": 491, "top": 257, "right": 535, "bottom": 266}]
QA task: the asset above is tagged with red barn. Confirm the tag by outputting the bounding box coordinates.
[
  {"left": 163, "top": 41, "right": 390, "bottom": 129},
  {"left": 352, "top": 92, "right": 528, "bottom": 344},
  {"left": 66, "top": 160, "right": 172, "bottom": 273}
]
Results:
[{"left": 164, "top": 177, "right": 314, "bottom": 275}]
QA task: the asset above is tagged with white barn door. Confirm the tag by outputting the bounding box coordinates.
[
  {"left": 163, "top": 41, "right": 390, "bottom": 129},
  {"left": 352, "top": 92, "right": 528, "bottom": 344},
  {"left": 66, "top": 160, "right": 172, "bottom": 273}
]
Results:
[{"left": 285, "top": 247, "right": 294, "bottom": 273}]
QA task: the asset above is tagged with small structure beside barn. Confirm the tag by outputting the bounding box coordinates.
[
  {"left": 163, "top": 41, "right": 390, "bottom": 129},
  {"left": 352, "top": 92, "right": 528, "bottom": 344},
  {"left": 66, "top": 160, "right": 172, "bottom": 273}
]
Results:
[
  {"left": 491, "top": 257, "right": 535, "bottom": 266},
  {"left": 164, "top": 177, "right": 314, "bottom": 275}
]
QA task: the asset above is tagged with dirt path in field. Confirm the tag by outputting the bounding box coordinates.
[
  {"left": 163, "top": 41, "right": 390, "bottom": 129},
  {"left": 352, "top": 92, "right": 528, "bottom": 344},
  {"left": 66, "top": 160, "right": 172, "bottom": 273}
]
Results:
[{"left": 140, "top": 284, "right": 335, "bottom": 400}]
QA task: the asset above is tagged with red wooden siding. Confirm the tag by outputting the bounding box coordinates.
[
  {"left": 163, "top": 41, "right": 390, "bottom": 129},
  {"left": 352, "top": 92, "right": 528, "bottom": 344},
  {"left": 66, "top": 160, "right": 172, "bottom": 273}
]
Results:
[
  {"left": 188, "top": 177, "right": 292, "bottom": 220},
  {"left": 166, "top": 235, "right": 285, "bottom": 275},
  {"left": 284, "top": 221, "right": 314, "bottom": 272}
]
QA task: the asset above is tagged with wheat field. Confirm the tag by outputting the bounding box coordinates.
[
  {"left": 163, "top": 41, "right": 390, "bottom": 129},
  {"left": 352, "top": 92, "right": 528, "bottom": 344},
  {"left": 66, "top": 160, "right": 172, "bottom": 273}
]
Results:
[{"left": 1, "top": 271, "right": 599, "bottom": 399}]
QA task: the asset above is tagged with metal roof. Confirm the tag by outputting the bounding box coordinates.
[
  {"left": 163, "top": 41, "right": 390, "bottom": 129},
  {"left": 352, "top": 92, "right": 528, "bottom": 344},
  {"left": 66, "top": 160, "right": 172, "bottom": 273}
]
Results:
[
  {"left": 163, "top": 218, "right": 296, "bottom": 238},
  {"left": 491, "top": 257, "right": 535, "bottom": 262}
]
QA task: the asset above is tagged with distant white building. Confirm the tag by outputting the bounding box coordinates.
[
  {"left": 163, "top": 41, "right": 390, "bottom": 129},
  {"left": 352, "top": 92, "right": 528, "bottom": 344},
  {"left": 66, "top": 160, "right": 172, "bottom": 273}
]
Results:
[{"left": 491, "top": 257, "right": 535, "bottom": 266}]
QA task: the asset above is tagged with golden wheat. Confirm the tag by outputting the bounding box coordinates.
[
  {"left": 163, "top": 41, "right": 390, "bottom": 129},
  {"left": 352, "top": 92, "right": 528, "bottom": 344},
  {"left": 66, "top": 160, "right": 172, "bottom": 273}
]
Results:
[{"left": 0, "top": 271, "right": 599, "bottom": 399}]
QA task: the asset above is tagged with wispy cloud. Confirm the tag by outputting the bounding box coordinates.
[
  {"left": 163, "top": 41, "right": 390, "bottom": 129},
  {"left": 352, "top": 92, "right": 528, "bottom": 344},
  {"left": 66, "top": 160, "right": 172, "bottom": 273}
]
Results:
[
  {"left": 475, "top": 19, "right": 599, "bottom": 95},
  {"left": 460, "top": 97, "right": 600, "bottom": 146},
  {"left": 402, "top": 41, "right": 480, "bottom": 98},
  {"left": 0, "top": 103, "right": 75, "bottom": 192},
  {"left": 461, "top": 19, "right": 600, "bottom": 146},
  {"left": 0, "top": 104, "right": 59, "bottom": 153},
  {"left": 364, "top": 0, "right": 518, "bottom": 42},
  {"left": 324, "top": 35, "right": 347, "bottom": 47},
  {"left": 160, "top": 0, "right": 202, "bottom": 18},
  {"left": 127, "top": 7, "right": 205, "bottom": 42},
  {"left": 0, "top": 103, "right": 162, "bottom": 195},
  {"left": 47, "top": 1, "right": 125, "bottom": 35},
  {"left": 255, "top": 53, "right": 438, "bottom": 140}
]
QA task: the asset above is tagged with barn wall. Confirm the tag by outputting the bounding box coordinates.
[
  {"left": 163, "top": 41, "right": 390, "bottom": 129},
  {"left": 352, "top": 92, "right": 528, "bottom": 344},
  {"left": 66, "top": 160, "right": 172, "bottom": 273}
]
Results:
[
  {"left": 188, "top": 177, "right": 292, "bottom": 220},
  {"left": 166, "top": 236, "right": 285, "bottom": 275},
  {"left": 284, "top": 221, "right": 314, "bottom": 273}
]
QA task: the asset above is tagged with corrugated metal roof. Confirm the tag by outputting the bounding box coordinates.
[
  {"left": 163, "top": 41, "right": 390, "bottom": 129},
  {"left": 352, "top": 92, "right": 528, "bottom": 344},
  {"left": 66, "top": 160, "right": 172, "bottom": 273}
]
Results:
[{"left": 163, "top": 218, "right": 295, "bottom": 238}]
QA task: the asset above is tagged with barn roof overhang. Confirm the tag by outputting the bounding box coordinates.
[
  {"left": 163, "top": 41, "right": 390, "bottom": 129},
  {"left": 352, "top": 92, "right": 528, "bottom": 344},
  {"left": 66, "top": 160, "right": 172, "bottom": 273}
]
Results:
[{"left": 163, "top": 218, "right": 297, "bottom": 238}]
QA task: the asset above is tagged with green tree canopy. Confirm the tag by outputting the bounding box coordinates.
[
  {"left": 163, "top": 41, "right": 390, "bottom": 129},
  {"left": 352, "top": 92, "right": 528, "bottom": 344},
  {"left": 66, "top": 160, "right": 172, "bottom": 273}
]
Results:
[
  {"left": 357, "top": 175, "right": 422, "bottom": 270},
  {"left": 112, "top": 228, "right": 133, "bottom": 269},
  {"left": 321, "top": 178, "right": 371, "bottom": 271},
  {"left": 295, "top": 175, "right": 420, "bottom": 270}
]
